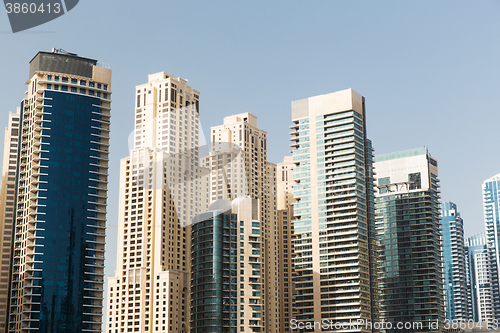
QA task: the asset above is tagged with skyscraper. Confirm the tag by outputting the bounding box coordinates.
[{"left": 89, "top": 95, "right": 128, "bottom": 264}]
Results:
[
  {"left": 276, "top": 156, "right": 296, "bottom": 332},
  {"left": 106, "top": 72, "right": 207, "bottom": 333},
  {"left": 289, "top": 89, "right": 377, "bottom": 332},
  {"left": 9, "top": 50, "right": 111, "bottom": 332},
  {"left": 0, "top": 110, "right": 21, "bottom": 333},
  {"left": 482, "top": 173, "right": 500, "bottom": 320},
  {"left": 203, "top": 113, "right": 268, "bottom": 204},
  {"left": 440, "top": 202, "right": 468, "bottom": 321},
  {"left": 191, "top": 197, "right": 264, "bottom": 333},
  {"left": 196, "top": 113, "right": 279, "bottom": 333},
  {"left": 374, "top": 147, "right": 444, "bottom": 332},
  {"left": 465, "top": 233, "right": 493, "bottom": 323}
]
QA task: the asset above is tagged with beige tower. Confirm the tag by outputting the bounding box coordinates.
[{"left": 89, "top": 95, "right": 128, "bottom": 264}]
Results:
[
  {"left": 197, "top": 113, "right": 279, "bottom": 333},
  {"left": 106, "top": 72, "right": 208, "bottom": 333},
  {"left": 276, "top": 156, "right": 296, "bottom": 332},
  {"left": 290, "top": 89, "right": 377, "bottom": 332},
  {"left": 277, "top": 156, "right": 294, "bottom": 210},
  {"left": 265, "top": 162, "right": 278, "bottom": 333},
  {"left": 203, "top": 113, "right": 268, "bottom": 202},
  {"left": 0, "top": 110, "right": 21, "bottom": 333}
]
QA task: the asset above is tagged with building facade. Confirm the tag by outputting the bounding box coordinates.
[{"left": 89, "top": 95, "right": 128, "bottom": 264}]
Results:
[
  {"left": 203, "top": 113, "right": 268, "bottom": 204},
  {"left": 9, "top": 50, "right": 111, "bottom": 332},
  {"left": 191, "top": 198, "right": 266, "bottom": 333},
  {"left": 465, "top": 233, "right": 493, "bottom": 323},
  {"left": 106, "top": 72, "right": 208, "bottom": 333},
  {"left": 197, "top": 113, "right": 279, "bottom": 333},
  {"left": 0, "top": 110, "right": 21, "bottom": 332},
  {"left": 289, "top": 89, "right": 377, "bottom": 332},
  {"left": 440, "top": 202, "right": 468, "bottom": 321},
  {"left": 276, "top": 156, "right": 296, "bottom": 331},
  {"left": 374, "top": 147, "right": 444, "bottom": 332},
  {"left": 482, "top": 173, "right": 500, "bottom": 320}
]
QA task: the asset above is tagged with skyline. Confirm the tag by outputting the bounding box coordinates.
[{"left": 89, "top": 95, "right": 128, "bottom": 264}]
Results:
[{"left": 1, "top": 0, "right": 500, "bottom": 284}]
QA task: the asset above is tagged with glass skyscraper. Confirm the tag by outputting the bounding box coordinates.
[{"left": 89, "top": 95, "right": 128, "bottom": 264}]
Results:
[
  {"left": 465, "top": 233, "right": 493, "bottom": 323},
  {"left": 191, "top": 201, "right": 237, "bottom": 333},
  {"left": 440, "top": 202, "right": 467, "bottom": 321},
  {"left": 191, "top": 198, "right": 263, "bottom": 333},
  {"left": 374, "top": 147, "right": 444, "bottom": 332},
  {"left": 290, "top": 89, "right": 377, "bottom": 332},
  {"left": 8, "top": 50, "right": 111, "bottom": 333},
  {"left": 482, "top": 173, "right": 500, "bottom": 320}
]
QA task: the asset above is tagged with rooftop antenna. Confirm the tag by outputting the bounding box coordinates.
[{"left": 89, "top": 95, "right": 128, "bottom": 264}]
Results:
[{"left": 51, "top": 48, "right": 78, "bottom": 56}]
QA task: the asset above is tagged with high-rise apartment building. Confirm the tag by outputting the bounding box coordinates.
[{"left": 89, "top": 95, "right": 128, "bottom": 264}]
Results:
[
  {"left": 482, "top": 173, "right": 500, "bottom": 320},
  {"left": 374, "top": 147, "right": 444, "bottom": 332},
  {"left": 264, "top": 162, "right": 278, "bottom": 333},
  {"left": 203, "top": 113, "right": 268, "bottom": 203},
  {"left": 106, "top": 72, "right": 208, "bottom": 333},
  {"left": 191, "top": 198, "right": 265, "bottom": 333},
  {"left": 465, "top": 233, "right": 493, "bottom": 323},
  {"left": 277, "top": 156, "right": 294, "bottom": 210},
  {"left": 276, "top": 156, "right": 296, "bottom": 331},
  {"left": 289, "top": 89, "right": 377, "bottom": 332},
  {"left": 8, "top": 50, "right": 111, "bottom": 332},
  {"left": 440, "top": 202, "right": 468, "bottom": 321},
  {"left": 0, "top": 110, "right": 21, "bottom": 333},
  {"left": 197, "top": 113, "right": 279, "bottom": 333}
]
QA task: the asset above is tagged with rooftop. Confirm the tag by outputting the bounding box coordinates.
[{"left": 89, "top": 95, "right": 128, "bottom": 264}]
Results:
[
  {"left": 374, "top": 146, "right": 429, "bottom": 162},
  {"left": 484, "top": 172, "right": 500, "bottom": 183}
]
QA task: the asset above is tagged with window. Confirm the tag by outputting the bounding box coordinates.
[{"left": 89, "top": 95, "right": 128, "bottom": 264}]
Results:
[
  {"left": 378, "top": 177, "right": 390, "bottom": 194},
  {"left": 71, "top": 78, "right": 77, "bottom": 84},
  {"left": 54, "top": 76, "right": 59, "bottom": 81},
  {"left": 62, "top": 77, "right": 68, "bottom": 83},
  {"left": 171, "top": 88, "right": 177, "bottom": 102},
  {"left": 89, "top": 82, "right": 95, "bottom": 88},
  {"left": 408, "top": 172, "right": 421, "bottom": 190},
  {"left": 80, "top": 80, "right": 86, "bottom": 86}
]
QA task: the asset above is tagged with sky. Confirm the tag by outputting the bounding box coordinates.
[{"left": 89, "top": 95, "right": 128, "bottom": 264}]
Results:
[{"left": 1, "top": 0, "right": 499, "bottom": 303}]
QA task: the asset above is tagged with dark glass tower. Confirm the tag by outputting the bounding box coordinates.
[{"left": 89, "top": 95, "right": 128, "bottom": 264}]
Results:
[
  {"left": 191, "top": 204, "right": 237, "bottom": 333},
  {"left": 8, "top": 50, "right": 111, "bottom": 333},
  {"left": 191, "top": 198, "right": 264, "bottom": 333},
  {"left": 374, "top": 147, "right": 444, "bottom": 333}
]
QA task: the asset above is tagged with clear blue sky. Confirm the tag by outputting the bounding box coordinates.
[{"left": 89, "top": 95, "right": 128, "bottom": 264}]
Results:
[{"left": 1, "top": 0, "right": 499, "bottom": 288}]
